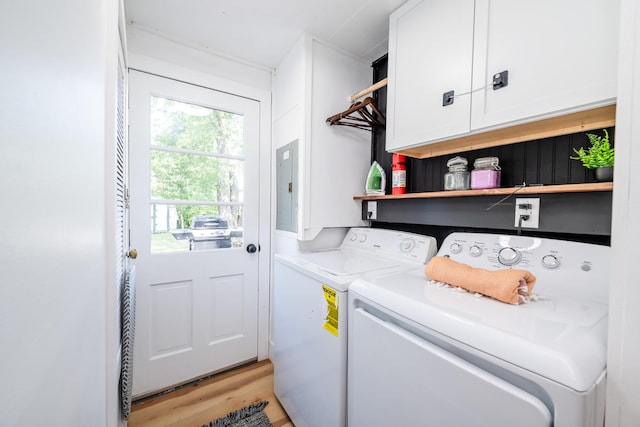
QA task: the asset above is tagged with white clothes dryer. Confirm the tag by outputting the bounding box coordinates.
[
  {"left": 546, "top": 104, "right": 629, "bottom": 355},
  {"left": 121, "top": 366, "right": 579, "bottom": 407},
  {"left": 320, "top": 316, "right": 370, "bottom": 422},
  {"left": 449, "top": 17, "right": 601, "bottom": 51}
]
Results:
[
  {"left": 348, "top": 232, "right": 610, "bottom": 427},
  {"left": 273, "top": 227, "right": 437, "bottom": 427}
]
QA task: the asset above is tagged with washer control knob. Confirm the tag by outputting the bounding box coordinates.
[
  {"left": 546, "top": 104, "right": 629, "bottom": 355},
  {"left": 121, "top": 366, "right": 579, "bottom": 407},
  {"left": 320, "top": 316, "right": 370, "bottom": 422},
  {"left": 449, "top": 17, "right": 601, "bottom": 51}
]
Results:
[
  {"left": 359, "top": 234, "right": 367, "bottom": 243},
  {"left": 400, "top": 238, "right": 415, "bottom": 252},
  {"left": 449, "top": 242, "right": 463, "bottom": 254},
  {"left": 498, "top": 247, "right": 522, "bottom": 266},
  {"left": 542, "top": 254, "right": 560, "bottom": 269},
  {"left": 581, "top": 263, "right": 592, "bottom": 272},
  {"left": 469, "top": 245, "right": 482, "bottom": 257},
  {"left": 349, "top": 232, "right": 358, "bottom": 241}
]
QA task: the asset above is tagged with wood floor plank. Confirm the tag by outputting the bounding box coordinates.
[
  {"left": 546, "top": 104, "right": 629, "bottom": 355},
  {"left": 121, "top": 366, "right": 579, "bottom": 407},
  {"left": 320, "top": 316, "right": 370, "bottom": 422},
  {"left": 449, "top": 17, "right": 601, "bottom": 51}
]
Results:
[{"left": 129, "top": 359, "right": 293, "bottom": 427}]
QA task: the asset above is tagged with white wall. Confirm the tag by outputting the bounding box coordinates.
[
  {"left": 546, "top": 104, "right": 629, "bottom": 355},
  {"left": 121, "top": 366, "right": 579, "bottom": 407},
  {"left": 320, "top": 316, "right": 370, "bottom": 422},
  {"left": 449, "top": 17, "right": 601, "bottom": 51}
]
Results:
[
  {"left": 606, "top": 0, "right": 640, "bottom": 424},
  {"left": 126, "top": 25, "right": 272, "bottom": 93},
  {"left": 271, "top": 34, "right": 371, "bottom": 254},
  {"left": 0, "top": 0, "right": 118, "bottom": 425}
]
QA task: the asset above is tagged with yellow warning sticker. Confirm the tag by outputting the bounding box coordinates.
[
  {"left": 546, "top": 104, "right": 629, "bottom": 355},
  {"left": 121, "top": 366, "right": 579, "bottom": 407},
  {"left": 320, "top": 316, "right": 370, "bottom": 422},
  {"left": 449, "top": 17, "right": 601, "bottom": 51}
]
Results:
[{"left": 322, "top": 284, "right": 339, "bottom": 337}]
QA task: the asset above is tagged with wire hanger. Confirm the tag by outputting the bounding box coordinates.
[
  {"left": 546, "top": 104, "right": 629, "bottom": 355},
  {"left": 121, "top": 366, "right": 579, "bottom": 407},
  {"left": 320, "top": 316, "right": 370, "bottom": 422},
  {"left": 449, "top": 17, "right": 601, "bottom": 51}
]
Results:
[{"left": 326, "top": 78, "right": 388, "bottom": 130}]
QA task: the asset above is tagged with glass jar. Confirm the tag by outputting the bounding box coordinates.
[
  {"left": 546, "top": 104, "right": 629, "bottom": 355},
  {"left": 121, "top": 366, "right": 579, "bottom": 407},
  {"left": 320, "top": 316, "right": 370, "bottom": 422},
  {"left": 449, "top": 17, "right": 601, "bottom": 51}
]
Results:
[
  {"left": 444, "top": 156, "right": 470, "bottom": 191},
  {"left": 471, "top": 157, "right": 501, "bottom": 189}
]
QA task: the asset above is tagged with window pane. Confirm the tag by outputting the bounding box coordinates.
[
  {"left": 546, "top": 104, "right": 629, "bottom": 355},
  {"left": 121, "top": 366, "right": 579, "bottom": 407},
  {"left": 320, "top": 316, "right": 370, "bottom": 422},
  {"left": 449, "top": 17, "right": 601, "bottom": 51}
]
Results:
[
  {"left": 151, "top": 150, "right": 244, "bottom": 203},
  {"left": 150, "top": 204, "right": 244, "bottom": 253},
  {"left": 150, "top": 96, "right": 244, "bottom": 156}
]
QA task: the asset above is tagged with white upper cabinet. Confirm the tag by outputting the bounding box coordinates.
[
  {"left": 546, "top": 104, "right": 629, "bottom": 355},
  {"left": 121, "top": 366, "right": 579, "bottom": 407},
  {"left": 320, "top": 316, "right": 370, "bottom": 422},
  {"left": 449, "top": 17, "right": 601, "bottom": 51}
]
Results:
[
  {"left": 386, "top": 0, "right": 619, "bottom": 153},
  {"left": 387, "top": 0, "right": 475, "bottom": 151},
  {"left": 273, "top": 34, "right": 372, "bottom": 241},
  {"left": 470, "top": 0, "right": 619, "bottom": 131}
]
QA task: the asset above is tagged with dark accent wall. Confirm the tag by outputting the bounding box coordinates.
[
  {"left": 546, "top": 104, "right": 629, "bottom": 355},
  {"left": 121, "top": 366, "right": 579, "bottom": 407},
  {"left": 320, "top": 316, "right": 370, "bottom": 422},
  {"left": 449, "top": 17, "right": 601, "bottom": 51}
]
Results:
[{"left": 367, "top": 55, "right": 612, "bottom": 246}]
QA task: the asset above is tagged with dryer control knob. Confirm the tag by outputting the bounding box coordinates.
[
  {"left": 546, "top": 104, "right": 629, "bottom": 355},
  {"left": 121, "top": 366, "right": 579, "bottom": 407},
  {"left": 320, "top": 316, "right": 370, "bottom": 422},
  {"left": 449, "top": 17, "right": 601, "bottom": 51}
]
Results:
[
  {"left": 400, "top": 238, "right": 415, "bottom": 252},
  {"left": 542, "top": 254, "right": 560, "bottom": 269},
  {"left": 449, "top": 242, "right": 462, "bottom": 254},
  {"left": 359, "top": 234, "right": 367, "bottom": 243},
  {"left": 498, "top": 247, "right": 522, "bottom": 266},
  {"left": 469, "top": 245, "right": 482, "bottom": 257},
  {"left": 349, "top": 232, "right": 358, "bottom": 241}
]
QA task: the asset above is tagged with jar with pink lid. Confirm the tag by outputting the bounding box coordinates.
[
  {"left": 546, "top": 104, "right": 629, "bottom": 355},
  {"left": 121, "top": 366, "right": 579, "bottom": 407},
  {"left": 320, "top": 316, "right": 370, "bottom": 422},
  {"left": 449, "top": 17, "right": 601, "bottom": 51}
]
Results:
[{"left": 471, "top": 157, "right": 501, "bottom": 189}]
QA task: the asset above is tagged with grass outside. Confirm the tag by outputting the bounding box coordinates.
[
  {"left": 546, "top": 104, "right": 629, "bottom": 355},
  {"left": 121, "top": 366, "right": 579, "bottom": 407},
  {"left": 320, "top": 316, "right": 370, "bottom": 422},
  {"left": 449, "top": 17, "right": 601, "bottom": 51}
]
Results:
[
  {"left": 152, "top": 232, "right": 190, "bottom": 253},
  {"left": 151, "top": 232, "right": 244, "bottom": 253}
]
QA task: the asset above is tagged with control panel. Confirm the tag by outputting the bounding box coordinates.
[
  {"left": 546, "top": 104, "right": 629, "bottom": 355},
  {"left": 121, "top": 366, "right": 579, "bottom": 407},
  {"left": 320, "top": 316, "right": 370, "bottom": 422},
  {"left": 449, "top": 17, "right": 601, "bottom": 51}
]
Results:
[
  {"left": 437, "top": 232, "right": 611, "bottom": 302},
  {"left": 342, "top": 228, "right": 437, "bottom": 264}
]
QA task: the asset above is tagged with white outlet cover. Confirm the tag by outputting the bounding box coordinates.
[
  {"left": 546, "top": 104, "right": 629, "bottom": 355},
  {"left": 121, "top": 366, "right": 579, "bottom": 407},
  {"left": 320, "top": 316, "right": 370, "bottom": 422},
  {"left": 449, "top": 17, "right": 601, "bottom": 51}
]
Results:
[
  {"left": 367, "top": 201, "right": 377, "bottom": 220},
  {"left": 514, "top": 198, "right": 540, "bottom": 228}
]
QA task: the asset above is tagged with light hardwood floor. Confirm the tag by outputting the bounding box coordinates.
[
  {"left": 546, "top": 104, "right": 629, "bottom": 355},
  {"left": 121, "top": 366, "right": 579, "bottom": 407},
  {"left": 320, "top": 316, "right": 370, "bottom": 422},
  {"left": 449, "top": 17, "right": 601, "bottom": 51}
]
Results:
[{"left": 129, "top": 359, "right": 293, "bottom": 427}]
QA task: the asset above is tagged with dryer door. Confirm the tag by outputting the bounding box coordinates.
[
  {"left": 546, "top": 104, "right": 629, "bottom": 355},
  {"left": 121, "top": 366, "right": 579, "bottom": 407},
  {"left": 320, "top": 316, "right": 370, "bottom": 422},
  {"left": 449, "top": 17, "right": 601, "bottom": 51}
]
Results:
[{"left": 348, "top": 307, "right": 552, "bottom": 427}]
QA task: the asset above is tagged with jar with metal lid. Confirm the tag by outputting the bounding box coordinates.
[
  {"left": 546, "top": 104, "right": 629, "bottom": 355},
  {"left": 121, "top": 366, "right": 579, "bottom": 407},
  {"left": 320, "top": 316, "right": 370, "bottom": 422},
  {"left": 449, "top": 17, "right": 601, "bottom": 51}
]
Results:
[
  {"left": 444, "top": 156, "right": 470, "bottom": 191},
  {"left": 471, "top": 157, "right": 501, "bottom": 189}
]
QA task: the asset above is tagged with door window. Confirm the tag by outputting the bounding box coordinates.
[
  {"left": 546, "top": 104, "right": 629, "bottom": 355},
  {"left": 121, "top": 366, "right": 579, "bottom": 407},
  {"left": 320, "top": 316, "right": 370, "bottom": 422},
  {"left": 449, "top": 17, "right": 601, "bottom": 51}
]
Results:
[{"left": 149, "top": 96, "right": 245, "bottom": 253}]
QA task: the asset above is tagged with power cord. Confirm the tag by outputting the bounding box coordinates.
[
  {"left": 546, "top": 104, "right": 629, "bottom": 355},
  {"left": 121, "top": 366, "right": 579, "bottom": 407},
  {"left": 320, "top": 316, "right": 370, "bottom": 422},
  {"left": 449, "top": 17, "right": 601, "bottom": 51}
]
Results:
[{"left": 517, "top": 214, "right": 530, "bottom": 235}]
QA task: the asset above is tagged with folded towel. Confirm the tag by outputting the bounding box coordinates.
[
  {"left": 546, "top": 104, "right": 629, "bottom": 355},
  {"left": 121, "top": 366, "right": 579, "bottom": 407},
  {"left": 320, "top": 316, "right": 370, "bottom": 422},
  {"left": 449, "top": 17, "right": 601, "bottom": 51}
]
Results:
[{"left": 424, "top": 256, "right": 536, "bottom": 304}]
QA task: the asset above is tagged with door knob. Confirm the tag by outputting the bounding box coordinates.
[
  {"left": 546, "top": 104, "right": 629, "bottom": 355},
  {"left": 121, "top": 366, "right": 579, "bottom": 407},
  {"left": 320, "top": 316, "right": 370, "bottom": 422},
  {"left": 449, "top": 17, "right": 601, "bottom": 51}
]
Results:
[
  {"left": 127, "top": 249, "right": 138, "bottom": 259},
  {"left": 246, "top": 244, "right": 259, "bottom": 254}
]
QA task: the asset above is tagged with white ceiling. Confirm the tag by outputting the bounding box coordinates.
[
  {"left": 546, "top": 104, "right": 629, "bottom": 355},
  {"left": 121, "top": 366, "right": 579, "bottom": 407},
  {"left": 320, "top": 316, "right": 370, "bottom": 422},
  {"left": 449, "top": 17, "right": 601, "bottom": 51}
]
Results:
[{"left": 124, "top": 0, "right": 407, "bottom": 69}]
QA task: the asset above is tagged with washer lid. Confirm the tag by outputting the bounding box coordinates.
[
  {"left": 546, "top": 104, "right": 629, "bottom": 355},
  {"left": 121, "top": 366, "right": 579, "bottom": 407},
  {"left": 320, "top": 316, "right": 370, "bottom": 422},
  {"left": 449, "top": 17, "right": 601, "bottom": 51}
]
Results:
[
  {"left": 350, "top": 270, "right": 608, "bottom": 392},
  {"left": 295, "top": 249, "right": 401, "bottom": 277}
]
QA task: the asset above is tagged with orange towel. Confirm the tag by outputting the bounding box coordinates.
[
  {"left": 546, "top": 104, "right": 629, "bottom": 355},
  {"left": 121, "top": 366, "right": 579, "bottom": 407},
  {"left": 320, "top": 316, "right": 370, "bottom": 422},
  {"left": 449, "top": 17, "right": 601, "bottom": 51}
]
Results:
[{"left": 424, "top": 256, "right": 536, "bottom": 305}]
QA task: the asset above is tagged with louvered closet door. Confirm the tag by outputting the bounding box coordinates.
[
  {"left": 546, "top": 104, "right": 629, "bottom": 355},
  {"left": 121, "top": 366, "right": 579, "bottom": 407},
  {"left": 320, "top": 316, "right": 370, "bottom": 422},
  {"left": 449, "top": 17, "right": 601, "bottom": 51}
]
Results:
[
  {"left": 115, "top": 45, "right": 129, "bottom": 306},
  {"left": 115, "top": 46, "right": 137, "bottom": 420}
]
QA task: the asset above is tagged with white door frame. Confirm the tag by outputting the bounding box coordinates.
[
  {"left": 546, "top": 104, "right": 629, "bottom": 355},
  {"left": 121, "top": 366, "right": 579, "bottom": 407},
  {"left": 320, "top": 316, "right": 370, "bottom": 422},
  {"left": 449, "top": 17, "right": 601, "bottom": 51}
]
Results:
[{"left": 128, "top": 55, "right": 272, "bottom": 362}]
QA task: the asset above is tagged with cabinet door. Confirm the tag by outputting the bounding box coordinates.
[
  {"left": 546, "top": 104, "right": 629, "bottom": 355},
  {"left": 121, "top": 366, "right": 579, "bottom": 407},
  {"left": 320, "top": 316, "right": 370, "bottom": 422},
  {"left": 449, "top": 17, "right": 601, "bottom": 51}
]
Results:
[
  {"left": 386, "top": 0, "right": 475, "bottom": 152},
  {"left": 471, "top": 0, "right": 619, "bottom": 131}
]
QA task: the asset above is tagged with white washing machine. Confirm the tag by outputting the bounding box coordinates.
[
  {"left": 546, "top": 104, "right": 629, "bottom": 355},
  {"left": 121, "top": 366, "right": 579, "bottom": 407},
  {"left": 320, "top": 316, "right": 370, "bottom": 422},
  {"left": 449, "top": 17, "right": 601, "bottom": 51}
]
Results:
[
  {"left": 348, "top": 232, "right": 610, "bottom": 427},
  {"left": 273, "top": 227, "right": 437, "bottom": 427}
]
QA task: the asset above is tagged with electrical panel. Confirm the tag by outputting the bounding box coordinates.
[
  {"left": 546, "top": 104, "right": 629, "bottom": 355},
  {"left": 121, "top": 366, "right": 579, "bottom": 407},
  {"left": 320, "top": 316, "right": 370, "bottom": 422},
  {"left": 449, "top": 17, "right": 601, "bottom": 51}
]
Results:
[{"left": 276, "top": 140, "right": 298, "bottom": 232}]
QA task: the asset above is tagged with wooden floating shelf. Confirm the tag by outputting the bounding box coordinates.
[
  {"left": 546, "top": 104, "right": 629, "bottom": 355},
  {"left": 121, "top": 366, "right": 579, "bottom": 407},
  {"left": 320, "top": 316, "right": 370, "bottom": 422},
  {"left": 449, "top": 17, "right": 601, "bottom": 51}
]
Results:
[
  {"left": 395, "top": 104, "right": 616, "bottom": 159},
  {"left": 353, "top": 182, "right": 613, "bottom": 201}
]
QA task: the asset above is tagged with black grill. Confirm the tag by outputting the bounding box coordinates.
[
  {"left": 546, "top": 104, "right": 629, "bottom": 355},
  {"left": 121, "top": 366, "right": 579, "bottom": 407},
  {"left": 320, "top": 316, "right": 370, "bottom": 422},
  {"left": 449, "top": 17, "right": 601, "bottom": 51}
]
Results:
[{"left": 171, "top": 215, "right": 234, "bottom": 250}]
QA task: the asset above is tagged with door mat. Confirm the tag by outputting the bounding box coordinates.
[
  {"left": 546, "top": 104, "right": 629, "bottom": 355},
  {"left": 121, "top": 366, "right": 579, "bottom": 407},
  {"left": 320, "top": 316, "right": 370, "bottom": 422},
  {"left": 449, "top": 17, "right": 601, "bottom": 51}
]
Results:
[{"left": 202, "top": 401, "right": 272, "bottom": 427}]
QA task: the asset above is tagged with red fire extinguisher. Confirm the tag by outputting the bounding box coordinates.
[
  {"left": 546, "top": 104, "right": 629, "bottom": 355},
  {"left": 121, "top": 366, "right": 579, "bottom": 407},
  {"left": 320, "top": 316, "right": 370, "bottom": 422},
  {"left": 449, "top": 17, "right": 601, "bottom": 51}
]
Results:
[{"left": 392, "top": 153, "right": 407, "bottom": 195}]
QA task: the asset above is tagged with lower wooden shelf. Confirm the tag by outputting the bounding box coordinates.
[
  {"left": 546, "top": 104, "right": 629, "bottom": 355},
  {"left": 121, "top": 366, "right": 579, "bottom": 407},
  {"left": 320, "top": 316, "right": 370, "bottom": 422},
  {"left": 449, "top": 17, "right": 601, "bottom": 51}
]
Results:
[{"left": 353, "top": 182, "right": 613, "bottom": 201}]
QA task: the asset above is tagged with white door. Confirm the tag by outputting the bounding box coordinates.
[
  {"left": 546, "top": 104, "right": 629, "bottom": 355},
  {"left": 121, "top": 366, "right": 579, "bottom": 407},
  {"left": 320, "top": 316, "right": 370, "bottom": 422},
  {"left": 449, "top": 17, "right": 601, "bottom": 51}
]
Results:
[{"left": 128, "top": 70, "right": 261, "bottom": 396}]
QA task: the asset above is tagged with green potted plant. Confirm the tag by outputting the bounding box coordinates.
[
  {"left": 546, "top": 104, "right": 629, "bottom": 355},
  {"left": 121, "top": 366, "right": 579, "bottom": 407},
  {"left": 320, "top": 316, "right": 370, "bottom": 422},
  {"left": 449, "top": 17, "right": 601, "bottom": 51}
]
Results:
[{"left": 570, "top": 129, "right": 615, "bottom": 181}]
